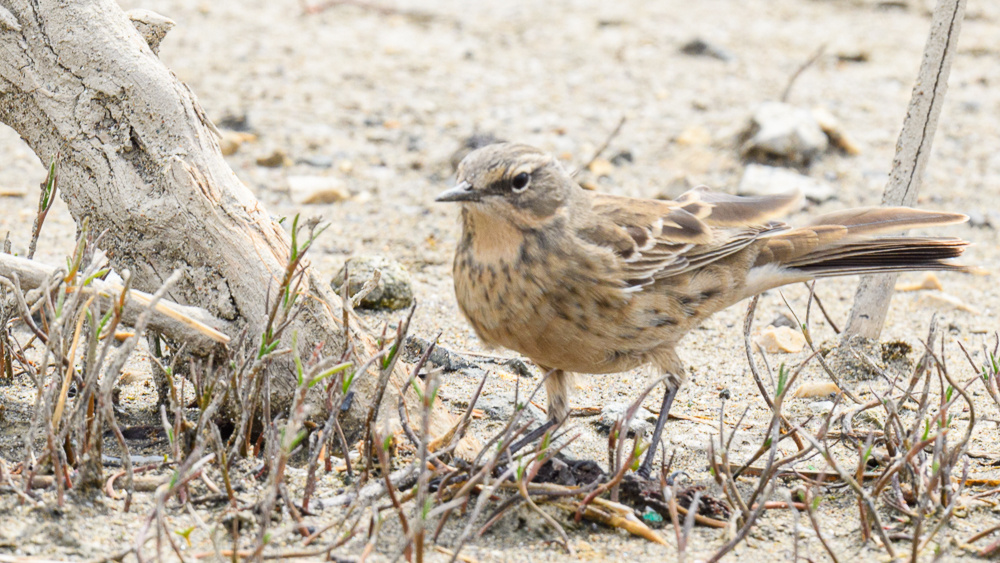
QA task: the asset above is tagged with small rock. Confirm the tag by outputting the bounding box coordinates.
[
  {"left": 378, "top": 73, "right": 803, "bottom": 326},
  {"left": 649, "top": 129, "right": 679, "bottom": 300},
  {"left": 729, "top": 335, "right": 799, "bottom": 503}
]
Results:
[
  {"left": 610, "top": 150, "right": 634, "bottom": 166},
  {"left": 894, "top": 272, "right": 943, "bottom": 292},
  {"left": 754, "top": 326, "right": 806, "bottom": 354},
  {"left": 966, "top": 210, "right": 988, "bottom": 228},
  {"left": 217, "top": 113, "right": 252, "bottom": 132},
  {"left": 476, "top": 393, "right": 513, "bottom": 420},
  {"left": 812, "top": 107, "right": 861, "bottom": 155},
  {"left": 679, "top": 38, "right": 734, "bottom": 62},
  {"left": 675, "top": 125, "right": 712, "bottom": 146},
  {"left": 403, "top": 336, "right": 474, "bottom": 372},
  {"left": 740, "top": 102, "right": 829, "bottom": 165},
  {"left": 915, "top": 292, "right": 977, "bottom": 314},
  {"left": 836, "top": 50, "right": 870, "bottom": 63},
  {"left": 287, "top": 175, "right": 349, "bottom": 205},
  {"left": 298, "top": 155, "right": 334, "bottom": 168},
  {"left": 791, "top": 381, "right": 840, "bottom": 399},
  {"left": 966, "top": 209, "right": 1000, "bottom": 229},
  {"left": 770, "top": 312, "right": 798, "bottom": 329},
  {"left": 738, "top": 164, "right": 834, "bottom": 203},
  {"left": 256, "top": 149, "right": 291, "bottom": 168},
  {"left": 219, "top": 131, "right": 256, "bottom": 156},
  {"left": 477, "top": 393, "right": 546, "bottom": 422},
  {"left": 587, "top": 157, "right": 614, "bottom": 178},
  {"left": 332, "top": 255, "right": 414, "bottom": 311},
  {"left": 594, "top": 402, "right": 651, "bottom": 437}
]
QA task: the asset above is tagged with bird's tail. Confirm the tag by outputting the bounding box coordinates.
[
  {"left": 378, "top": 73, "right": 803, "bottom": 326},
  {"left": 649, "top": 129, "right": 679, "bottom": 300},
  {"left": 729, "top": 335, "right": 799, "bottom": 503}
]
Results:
[{"left": 743, "top": 207, "right": 969, "bottom": 296}]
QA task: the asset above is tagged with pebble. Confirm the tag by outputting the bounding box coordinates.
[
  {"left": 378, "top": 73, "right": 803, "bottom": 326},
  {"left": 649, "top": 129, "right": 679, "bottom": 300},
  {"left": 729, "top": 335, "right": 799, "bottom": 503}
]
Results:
[
  {"left": 298, "top": 155, "right": 334, "bottom": 168},
  {"left": 594, "top": 402, "right": 652, "bottom": 438},
  {"left": 219, "top": 131, "right": 256, "bottom": 156},
  {"left": 675, "top": 125, "right": 712, "bottom": 146},
  {"left": 812, "top": 107, "right": 861, "bottom": 155},
  {"left": 403, "top": 336, "right": 474, "bottom": 372},
  {"left": 769, "top": 313, "right": 798, "bottom": 329},
  {"left": 256, "top": 148, "right": 291, "bottom": 167},
  {"left": 836, "top": 50, "right": 871, "bottom": 63},
  {"left": 610, "top": 150, "right": 633, "bottom": 165},
  {"left": 332, "top": 255, "right": 414, "bottom": 311},
  {"left": 679, "top": 38, "right": 734, "bottom": 62},
  {"left": 753, "top": 326, "right": 806, "bottom": 354},
  {"left": 740, "top": 102, "right": 829, "bottom": 165},
  {"left": 738, "top": 163, "right": 835, "bottom": 203},
  {"left": 587, "top": 157, "right": 614, "bottom": 178},
  {"left": 287, "top": 175, "right": 349, "bottom": 205},
  {"left": 967, "top": 209, "right": 1000, "bottom": 229}
]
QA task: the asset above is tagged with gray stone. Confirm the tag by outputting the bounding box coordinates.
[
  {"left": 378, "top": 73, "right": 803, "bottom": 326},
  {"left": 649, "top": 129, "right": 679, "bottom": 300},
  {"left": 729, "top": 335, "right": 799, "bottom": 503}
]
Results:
[
  {"left": 740, "top": 102, "right": 829, "bottom": 165},
  {"left": 679, "top": 38, "right": 734, "bottom": 62},
  {"left": 332, "top": 255, "right": 414, "bottom": 311},
  {"left": 967, "top": 209, "right": 999, "bottom": 229},
  {"left": 476, "top": 392, "right": 546, "bottom": 423},
  {"left": 738, "top": 164, "right": 835, "bottom": 203},
  {"left": 298, "top": 155, "right": 334, "bottom": 168},
  {"left": 403, "top": 336, "right": 474, "bottom": 372},
  {"left": 594, "top": 402, "right": 652, "bottom": 438},
  {"left": 287, "top": 175, "right": 348, "bottom": 204}
]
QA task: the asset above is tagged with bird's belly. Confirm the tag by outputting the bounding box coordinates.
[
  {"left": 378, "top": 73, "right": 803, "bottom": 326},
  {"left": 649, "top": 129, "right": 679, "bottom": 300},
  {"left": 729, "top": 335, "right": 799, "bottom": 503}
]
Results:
[{"left": 454, "top": 257, "right": 655, "bottom": 374}]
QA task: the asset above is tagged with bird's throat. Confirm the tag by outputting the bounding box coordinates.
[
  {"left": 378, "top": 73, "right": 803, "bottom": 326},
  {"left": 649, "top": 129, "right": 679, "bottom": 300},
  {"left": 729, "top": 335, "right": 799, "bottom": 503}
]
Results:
[{"left": 460, "top": 207, "right": 526, "bottom": 264}]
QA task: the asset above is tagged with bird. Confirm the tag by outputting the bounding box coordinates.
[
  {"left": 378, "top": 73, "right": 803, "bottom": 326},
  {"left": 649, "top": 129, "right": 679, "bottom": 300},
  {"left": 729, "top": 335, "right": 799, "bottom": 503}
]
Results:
[{"left": 436, "top": 142, "right": 969, "bottom": 478}]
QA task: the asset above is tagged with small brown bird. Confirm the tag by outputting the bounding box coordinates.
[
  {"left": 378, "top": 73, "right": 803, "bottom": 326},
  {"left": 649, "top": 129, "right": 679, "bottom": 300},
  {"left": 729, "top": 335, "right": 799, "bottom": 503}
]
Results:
[{"left": 437, "top": 142, "right": 968, "bottom": 478}]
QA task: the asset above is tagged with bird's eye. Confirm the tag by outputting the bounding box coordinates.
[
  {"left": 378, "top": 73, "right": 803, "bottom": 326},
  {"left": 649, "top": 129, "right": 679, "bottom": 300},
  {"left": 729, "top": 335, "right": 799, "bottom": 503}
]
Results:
[{"left": 511, "top": 172, "right": 530, "bottom": 192}]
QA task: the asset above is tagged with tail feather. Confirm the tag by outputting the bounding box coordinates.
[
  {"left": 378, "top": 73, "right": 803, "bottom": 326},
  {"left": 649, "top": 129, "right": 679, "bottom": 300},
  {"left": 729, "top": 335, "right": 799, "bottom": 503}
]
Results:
[
  {"left": 789, "top": 238, "right": 969, "bottom": 277},
  {"left": 754, "top": 208, "right": 969, "bottom": 277},
  {"left": 801, "top": 207, "right": 967, "bottom": 234}
]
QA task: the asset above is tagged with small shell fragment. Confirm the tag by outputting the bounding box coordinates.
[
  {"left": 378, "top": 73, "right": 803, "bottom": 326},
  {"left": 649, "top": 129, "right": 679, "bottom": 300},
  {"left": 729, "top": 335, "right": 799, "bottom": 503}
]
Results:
[
  {"left": 754, "top": 326, "right": 806, "bottom": 354},
  {"left": 895, "top": 272, "right": 943, "bottom": 292},
  {"left": 791, "top": 381, "right": 841, "bottom": 399}
]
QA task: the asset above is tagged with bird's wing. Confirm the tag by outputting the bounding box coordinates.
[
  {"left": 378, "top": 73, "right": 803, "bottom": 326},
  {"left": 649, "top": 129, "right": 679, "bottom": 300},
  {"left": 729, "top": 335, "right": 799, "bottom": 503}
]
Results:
[
  {"left": 584, "top": 188, "right": 795, "bottom": 289},
  {"left": 672, "top": 185, "right": 801, "bottom": 226}
]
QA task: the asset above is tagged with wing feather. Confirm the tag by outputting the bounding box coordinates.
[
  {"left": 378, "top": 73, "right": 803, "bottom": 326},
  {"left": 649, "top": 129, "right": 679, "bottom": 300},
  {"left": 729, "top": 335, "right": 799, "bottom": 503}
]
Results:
[{"left": 583, "top": 187, "right": 794, "bottom": 290}]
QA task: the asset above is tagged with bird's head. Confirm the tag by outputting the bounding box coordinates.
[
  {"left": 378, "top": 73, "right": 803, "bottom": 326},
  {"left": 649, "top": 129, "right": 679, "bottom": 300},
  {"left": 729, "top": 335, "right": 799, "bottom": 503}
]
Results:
[{"left": 436, "top": 143, "right": 580, "bottom": 226}]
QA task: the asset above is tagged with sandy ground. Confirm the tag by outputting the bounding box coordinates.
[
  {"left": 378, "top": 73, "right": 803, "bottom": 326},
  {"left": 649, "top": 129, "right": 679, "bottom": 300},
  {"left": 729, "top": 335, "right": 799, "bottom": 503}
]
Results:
[{"left": 1, "top": 0, "right": 1000, "bottom": 560}]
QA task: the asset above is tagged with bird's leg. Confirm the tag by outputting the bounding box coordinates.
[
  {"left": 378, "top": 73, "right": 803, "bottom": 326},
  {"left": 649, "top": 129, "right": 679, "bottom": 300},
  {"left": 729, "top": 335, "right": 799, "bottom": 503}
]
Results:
[
  {"left": 507, "top": 419, "right": 557, "bottom": 456},
  {"left": 507, "top": 368, "right": 570, "bottom": 457},
  {"left": 636, "top": 375, "right": 680, "bottom": 480}
]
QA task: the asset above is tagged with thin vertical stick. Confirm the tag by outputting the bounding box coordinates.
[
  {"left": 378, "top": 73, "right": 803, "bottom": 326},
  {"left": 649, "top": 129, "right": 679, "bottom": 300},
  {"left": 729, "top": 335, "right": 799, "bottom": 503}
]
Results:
[{"left": 844, "top": 0, "right": 966, "bottom": 339}]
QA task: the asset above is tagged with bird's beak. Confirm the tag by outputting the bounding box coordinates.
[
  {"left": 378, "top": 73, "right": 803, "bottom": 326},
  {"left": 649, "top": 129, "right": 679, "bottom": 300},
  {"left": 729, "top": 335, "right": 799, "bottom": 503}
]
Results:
[{"left": 435, "top": 181, "right": 478, "bottom": 203}]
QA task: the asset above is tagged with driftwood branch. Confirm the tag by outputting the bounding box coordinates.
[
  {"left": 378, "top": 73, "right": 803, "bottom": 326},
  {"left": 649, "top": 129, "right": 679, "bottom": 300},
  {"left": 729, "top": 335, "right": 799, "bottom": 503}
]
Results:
[
  {"left": 0, "top": 0, "right": 460, "bottom": 443},
  {"left": 843, "top": 0, "right": 967, "bottom": 339},
  {"left": 0, "top": 253, "right": 229, "bottom": 355}
]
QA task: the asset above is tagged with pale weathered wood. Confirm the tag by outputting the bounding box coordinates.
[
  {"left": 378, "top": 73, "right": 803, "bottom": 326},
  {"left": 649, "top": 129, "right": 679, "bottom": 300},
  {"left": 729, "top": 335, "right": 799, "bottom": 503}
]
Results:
[
  {"left": 0, "top": 252, "right": 229, "bottom": 355},
  {"left": 843, "top": 0, "right": 966, "bottom": 340},
  {"left": 0, "top": 0, "right": 454, "bottom": 442}
]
